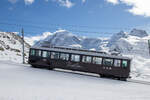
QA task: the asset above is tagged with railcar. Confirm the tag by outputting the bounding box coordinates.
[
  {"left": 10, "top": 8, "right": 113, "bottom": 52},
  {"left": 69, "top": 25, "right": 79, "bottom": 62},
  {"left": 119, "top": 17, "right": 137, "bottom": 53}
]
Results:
[{"left": 28, "top": 46, "right": 131, "bottom": 81}]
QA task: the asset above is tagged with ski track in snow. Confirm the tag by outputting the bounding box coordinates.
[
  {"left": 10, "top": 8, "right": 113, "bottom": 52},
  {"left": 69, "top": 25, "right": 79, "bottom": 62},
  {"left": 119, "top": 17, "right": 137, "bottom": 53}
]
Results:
[{"left": 0, "top": 61, "right": 150, "bottom": 100}]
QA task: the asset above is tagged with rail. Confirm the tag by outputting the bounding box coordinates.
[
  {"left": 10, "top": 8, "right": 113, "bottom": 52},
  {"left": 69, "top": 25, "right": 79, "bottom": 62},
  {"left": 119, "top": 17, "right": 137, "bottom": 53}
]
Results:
[{"left": 127, "top": 79, "right": 150, "bottom": 85}]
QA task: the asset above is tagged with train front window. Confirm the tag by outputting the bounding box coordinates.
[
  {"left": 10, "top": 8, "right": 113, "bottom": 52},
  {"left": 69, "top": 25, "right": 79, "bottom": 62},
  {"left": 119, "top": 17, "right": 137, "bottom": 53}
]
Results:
[
  {"left": 60, "top": 53, "right": 69, "bottom": 60},
  {"left": 42, "top": 51, "right": 48, "bottom": 58},
  {"left": 51, "top": 52, "right": 59, "bottom": 59},
  {"left": 114, "top": 59, "right": 121, "bottom": 67},
  {"left": 122, "top": 60, "right": 128, "bottom": 68},
  {"left": 71, "top": 54, "right": 80, "bottom": 62},
  {"left": 30, "top": 49, "right": 35, "bottom": 56},
  {"left": 82, "top": 56, "right": 92, "bottom": 63},
  {"left": 36, "top": 50, "right": 41, "bottom": 57},
  {"left": 93, "top": 57, "right": 102, "bottom": 64},
  {"left": 103, "top": 58, "right": 113, "bottom": 66}
]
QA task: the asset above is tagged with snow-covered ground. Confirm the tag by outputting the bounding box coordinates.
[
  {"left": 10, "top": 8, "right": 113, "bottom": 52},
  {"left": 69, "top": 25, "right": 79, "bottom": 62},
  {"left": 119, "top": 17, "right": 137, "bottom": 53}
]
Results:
[
  {"left": 0, "top": 61, "right": 150, "bottom": 100},
  {"left": 126, "top": 55, "right": 150, "bottom": 81}
]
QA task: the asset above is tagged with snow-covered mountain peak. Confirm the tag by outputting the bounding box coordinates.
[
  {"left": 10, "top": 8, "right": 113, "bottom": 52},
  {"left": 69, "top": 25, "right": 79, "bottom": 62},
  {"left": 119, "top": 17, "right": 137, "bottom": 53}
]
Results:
[
  {"left": 34, "top": 29, "right": 82, "bottom": 48},
  {"left": 53, "top": 29, "right": 74, "bottom": 36},
  {"left": 129, "top": 28, "right": 148, "bottom": 38},
  {"left": 113, "top": 30, "right": 128, "bottom": 38},
  {"left": 33, "top": 29, "right": 108, "bottom": 50},
  {"left": 107, "top": 31, "right": 128, "bottom": 47}
]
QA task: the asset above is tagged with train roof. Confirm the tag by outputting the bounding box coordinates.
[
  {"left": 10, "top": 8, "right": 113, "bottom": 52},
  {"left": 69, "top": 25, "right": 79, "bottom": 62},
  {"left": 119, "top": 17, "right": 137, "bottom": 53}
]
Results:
[{"left": 31, "top": 46, "right": 131, "bottom": 60}]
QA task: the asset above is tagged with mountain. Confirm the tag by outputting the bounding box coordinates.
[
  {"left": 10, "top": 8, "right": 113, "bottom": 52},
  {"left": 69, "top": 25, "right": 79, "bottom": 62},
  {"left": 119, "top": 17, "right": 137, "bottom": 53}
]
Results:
[
  {"left": 107, "top": 31, "right": 128, "bottom": 47},
  {"left": 0, "top": 32, "right": 31, "bottom": 63},
  {"left": 109, "top": 29, "right": 150, "bottom": 57},
  {"left": 34, "top": 30, "right": 82, "bottom": 48},
  {"left": 129, "top": 28, "right": 148, "bottom": 37},
  {"left": 108, "top": 29, "right": 150, "bottom": 79},
  {"left": 34, "top": 29, "right": 150, "bottom": 57},
  {"left": 34, "top": 29, "right": 108, "bottom": 51}
]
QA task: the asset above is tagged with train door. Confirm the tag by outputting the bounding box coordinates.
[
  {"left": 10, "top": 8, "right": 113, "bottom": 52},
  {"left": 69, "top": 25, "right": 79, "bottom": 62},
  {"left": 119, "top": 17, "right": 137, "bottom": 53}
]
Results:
[
  {"left": 35, "top": 49, "right": 42, "bottom": 63},
  {"left": 92, "top": 56, "right": 103, "bottom": 73},
  {"left": 121, "top": 60, "right": 129, "bottom": 77},
  {"left": 41, "top": 50, "right": 50, "bottom": 67},
  {"left": 102, "top": 58, "right": 114, "bottom": 76},
  {"left": 113, "top": 59, "right": 122, "bottom": 77}
]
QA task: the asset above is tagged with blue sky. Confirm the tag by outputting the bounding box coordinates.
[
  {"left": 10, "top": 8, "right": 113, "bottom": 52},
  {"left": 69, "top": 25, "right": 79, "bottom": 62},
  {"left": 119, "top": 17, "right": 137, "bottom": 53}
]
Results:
[{"left": 0, "top": 0, "right": 150, "bottom": 38}]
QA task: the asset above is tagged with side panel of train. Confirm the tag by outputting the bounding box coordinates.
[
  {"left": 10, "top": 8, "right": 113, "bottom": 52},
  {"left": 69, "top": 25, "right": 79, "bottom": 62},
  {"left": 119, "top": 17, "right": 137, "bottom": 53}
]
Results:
[{"left": 28, "top": 48, "right": 131, "bottom": 79}]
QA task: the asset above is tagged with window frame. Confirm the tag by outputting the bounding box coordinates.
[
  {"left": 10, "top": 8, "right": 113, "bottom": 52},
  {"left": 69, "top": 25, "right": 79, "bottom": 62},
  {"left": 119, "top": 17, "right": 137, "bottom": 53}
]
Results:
[
  {"left": 122, "top": 60, "right": 128, "bottom": 68},
  {"left": 36, "top": 49, "right": 42, "bottom": 57},
  {"left": 71, "top": 54, "right": 80, "bottom": 62},
  {"left": 82, "top": 55, "right": 92, "bottom": 63},
  {"left": 51, "top": 51, "right": 60, "bottom": 59},
  {"left": 114, "top": 59, "right": 121, "bottom": 67},
  {"left": 42, "top": 51, "right": 48, "bottom": 58},
  {"left": 30, "top": 49, "right": 35, "bottom": 56},
  {"left": 103, "top": 58, "right": 114, "bottom": 66},
  {"left": 60, "top": 53, "right": 69, "bottom": 61},
  {"left": 92, "top": 57, "right": 102, "bottom": 65}
]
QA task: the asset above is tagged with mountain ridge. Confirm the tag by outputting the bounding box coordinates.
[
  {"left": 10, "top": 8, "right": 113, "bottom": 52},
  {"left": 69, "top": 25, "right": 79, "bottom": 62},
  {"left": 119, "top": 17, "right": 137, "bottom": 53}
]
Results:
[{"left": 0, "top": 32, "right": 31, "bottom": 63}]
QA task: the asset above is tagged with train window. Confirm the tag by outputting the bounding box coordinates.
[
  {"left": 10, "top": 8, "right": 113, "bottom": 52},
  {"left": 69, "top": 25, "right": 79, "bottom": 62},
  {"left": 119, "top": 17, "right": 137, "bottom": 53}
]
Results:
[
  {"left": 103, "top": 58, "right": 113, "bottom": 66},
  {"left": 36, "top": 50, "right": 41, "bottom": 57},
  {"left": 82, "top": 56, "right": 92, "bottom": 63},
  {"left": 71, "top": 54, "right": 80, "bottom": 62},
  {"left": 30, "top": 49, "right": 35, "bottom": 56},
  {"left": 60, "top": 53, "right": 69, "bottom": 60},
  {"left": 42, "top": 51, "right": 48, "bottom": 58},
  {"left": 114, "top": 59, "right": 121, "bottom": 67},
  {"left": 122, "top": 60, "right": 128, "bottom": 68},
  {"left": 93, "top": 57, "right": 102, "bottom": 64},
  {"left": 51, "top": 52, "right": 59, "bottom": 59}
]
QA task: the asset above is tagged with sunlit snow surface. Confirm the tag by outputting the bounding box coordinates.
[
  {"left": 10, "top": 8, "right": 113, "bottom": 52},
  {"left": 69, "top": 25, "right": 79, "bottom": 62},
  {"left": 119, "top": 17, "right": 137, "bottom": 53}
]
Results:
[{"left": 0, "top": 61, "right": 150, "bottom": 100}]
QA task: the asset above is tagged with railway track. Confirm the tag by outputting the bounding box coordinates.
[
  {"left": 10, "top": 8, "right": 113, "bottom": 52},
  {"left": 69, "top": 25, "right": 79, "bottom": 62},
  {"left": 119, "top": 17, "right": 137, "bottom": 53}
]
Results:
[{"left": 127, "top": 79, "right": 150, "bottom": 85}]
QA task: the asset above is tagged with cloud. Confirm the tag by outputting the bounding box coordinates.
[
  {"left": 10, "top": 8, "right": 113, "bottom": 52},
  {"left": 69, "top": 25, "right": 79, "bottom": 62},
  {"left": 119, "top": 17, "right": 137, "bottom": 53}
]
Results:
[
  {"left": 25, "top": 32, "right": 53, "bottom": 46},
  {"left": 24, "top": 0, "right": 35, "bottom": 5},
  {"left": 8, "top": 0, "right": 18, "bottom": 4},
  {"left": 120, "top": 0, "right": 150, "bottom": 17},
  {"left": 54, "top": 0, "right": 74, "bottom": 8},
  {"left": 82, "top": 0, "right": 86, "bottom": 3},
  {"left": 106, "top": 0, "right": 119, "bottom": 5},
  {"left": 8, "top": 0, "right": 35, "bottom": 5},
  {"left": 106, "top": 0, "right": 150, "bottom": 17}
]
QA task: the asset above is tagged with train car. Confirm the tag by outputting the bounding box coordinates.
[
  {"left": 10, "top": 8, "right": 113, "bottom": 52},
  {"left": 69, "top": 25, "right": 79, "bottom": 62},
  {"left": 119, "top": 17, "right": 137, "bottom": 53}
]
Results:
[{"left": 28, "top": 46, "right": 131, "bottom": 81}]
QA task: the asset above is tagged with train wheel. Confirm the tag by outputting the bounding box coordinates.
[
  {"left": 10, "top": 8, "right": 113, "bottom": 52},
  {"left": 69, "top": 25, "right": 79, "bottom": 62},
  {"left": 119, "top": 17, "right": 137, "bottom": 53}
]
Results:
[
  {"left": 31, "top": 65, "right": 37, "bottom": 68},
  {"left": 99, "top": 74, "right": 106, "bottom": 78},
  {"left": 119, "top": 77, "right": 127, "bottom": 81},
  {"left": 48, "top": 67, "right": 54, "bottom": 70}
]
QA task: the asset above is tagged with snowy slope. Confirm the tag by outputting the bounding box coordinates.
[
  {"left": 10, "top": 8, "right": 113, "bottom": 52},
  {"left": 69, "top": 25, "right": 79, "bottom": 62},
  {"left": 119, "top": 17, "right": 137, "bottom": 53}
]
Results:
[
  {"left": 0, "top": 32, "right": 30, "bottom": 63},
  {"left": 0, "top": 61, "right": 150, "bottom": 100}
]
